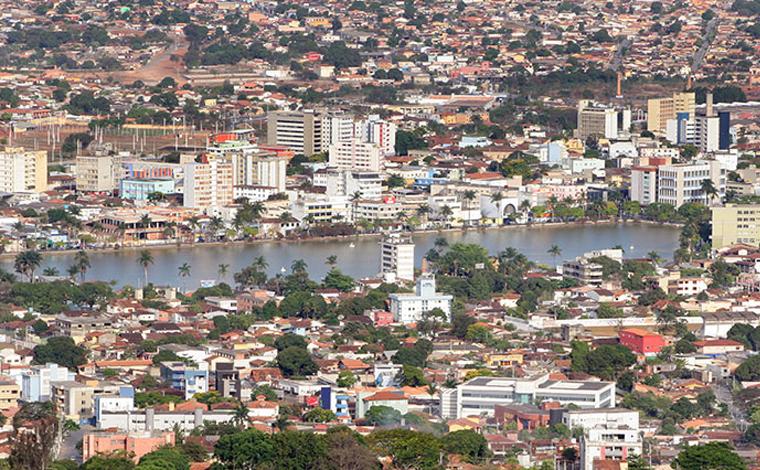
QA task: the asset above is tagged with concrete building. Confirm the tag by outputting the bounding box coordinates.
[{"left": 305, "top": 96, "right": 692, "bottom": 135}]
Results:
[
  {"left": 712, "top": 204, "right": 760, "bottom": 249},
  {"left": 52, "top": 380, "right": 94, "bottom": 420},
  {"left": 76, "top": 154, "right": 119, "bottom": 192},
  {"left": 356, "top": 390, "right": 408, "bottom": 419},
  {"left": 231, "top": 152, "right": 288, "bottom": 192},
  {"left": 380, "top": 233, "right": 415, "bottom": 282},
  {"left": 0, "top": 147, "right": 47, "bottom": 193},
  {"left": 321, "top": 113, "right": 355, "bottom": 149},
  {"left": 314, "top": 169, "right": 383, "bottom": 200},
  {"left": 21, "top": 363, "right": 76, "bottom": 402},
  {"left": 388, "top": 274, "right": 452, "bottom": 324},
  {"left": 562, "top": 249, "right": 623, "bottom": 287},
  {"left": 0, "top": 376, "right": 20, "bottom": 410},
  {"left": 98, "top": 406, "right": 237, "bottom": 432},
  {"left": 159, "top": 362, "right": 208, "bottom": 399},
  {"left": 657, "top": 160, "right": 725, "bottom": 207},
  {"left": 576, "top": 101, "right": 631, "bottom": 140},
  {"left": 360, "top": 114, "right": 396, "bottom": 156},
  {"left": 267, "top": 110, "right": 323, "bottom": 156},
  {"left": 647, "top": 92, "right": 695, "bottom": 134},
  {"left": 440, "top": 374, "right": 616, "bottom": 419},
  {"left": 630, "top": 166, "right": 658, "bottom": 205},
  {"left": 82, "top": 430, "right": 175, "bottom": 462},
  {"left": 119, "top": 178, "right": 175, "bottom": 201},
  {"left": 563, "top": 409, "right": 642, "bottom": 470},
  {"left": 328, "top": 139, "right": 384, "bottom": 172},
  {"left": 183, "top": 160, "right": 234, "bottom": 210}
]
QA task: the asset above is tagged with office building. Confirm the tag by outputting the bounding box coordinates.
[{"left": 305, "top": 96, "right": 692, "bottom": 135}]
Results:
[
  {"left": 76, "top": 154, "right": 120, "bottom": 192},
  {"left": 328, "top": 138, "right": 384, "bottom": 172},
  {"left": 666, "top": 93, "right": 731, "bottom": 152},
  {"left": 267, "top": 110, "right": 323, "bottom": 156},
  {"left": 183, "top": 160, "right": 234, "bottom": 210},
  {"left": 380, "top": 233, "right": 415, "bottom": 282},
  {"left": 119, "top": 179, "right": 175, "bottom": 201},
  {"left": 576, "top": 101, "right": 631, "bottom": 140},
  {"left": 21, "top": 363, "right": 76, "bottom": 402},
  {"left": 712, "top": 204, "right": 760, "bottom": 249},
  {"left": 657, "top": 160, "right": 724, "bottom": 207},
  {"left": 440, "top": 374, "right": 616, "bottom": 419},
  {"left": 630, "top": 166, "right": 658, "bottom": 205},
  {"left": 0, "top": 147, "right": 47, "bottom": 193},
  {"left": 647, "top": 92, "right": 695, "bottom": 134},
  {"left": 388, "top": 274, "right": 453, "bottom": 324}
]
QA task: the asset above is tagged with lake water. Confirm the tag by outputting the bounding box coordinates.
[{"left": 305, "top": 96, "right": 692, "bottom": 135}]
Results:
[{"left": 3, "top": 224, "right": 681, "bottom": 288}]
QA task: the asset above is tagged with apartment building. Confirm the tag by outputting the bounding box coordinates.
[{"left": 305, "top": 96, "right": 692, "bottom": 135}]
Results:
[
  {"left": 159, "top": 362, "right": 208, "bottom": 399},
  {"left": 380, "top": 233, "right": 415, "bottom": 282},
  {"left": 657, "top": 160, "right": 724, "bottom": 207},
  {"left": 576, "top": 101, "right": 631, "bottom": 140},
  {"left": 231, "top": 153, "right": 288, "bottom": 192},
  {"left": 440, "top": 374, "right": 616, "bottom": 419},
  {"left": 712, "top": 204, "right": 760, "bottom": 249},
  {"left": 328, "top": 138, "right": 384, "bottom": 172},
  {"left": 52, "top": 380, "right": 94, "bottom": 420},
  {"left": 562, "top": 409, "right": 642, "bottom": 470},
  {"left": 321, "top": 113, "right": 355, "bottom": 149},
  {"left": 388, "top": 274, "right": 453, "bottom": 324},
  {"left": 76, "top": 154, "right": 120, "bottom": 192},
  {"left": 647, "top": 92, "right": 695, "bottom": 134},
  {"left": 0, "top": 376, "right": 20, "bottom": 410},
  {"left": 0, "top": 147, "right": 47, "bottom": 193},
  {"left": 562, "top": 249, "right": 623, "bottom": 287},
  {"left": 21, "top": 363, "right": 76, "bottom": 402},
  {"left": 291, "top": 194, "right": 350, "bottom": 222},
  {"left": 267, "top": 110, "right": 323, "bottom": 156},
  {"left": 360, "top": 114, "right": 396, "bottom": 156},
  {"left": 83, "top": 430, "right": 174, "bottom": 462},
  {"left": 630, "top": 166, "right": 658, "bottom": 205},
  {"left": 183, "top": 160, "right": 234, "bottom": 210},
  {"left": 314, "top": 169, "right": 383, "bottom": 199}
]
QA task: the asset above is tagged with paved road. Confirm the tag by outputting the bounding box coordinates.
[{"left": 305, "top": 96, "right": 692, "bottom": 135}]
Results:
[
  {"left": 692, "top": 16, "right": 719, "bottom": 72},
  {"left": 611, "top": 38, "right": 633, "bottom": 71},
  {"left": 713, "top": 381, "right": 749, "bottom": 433}
]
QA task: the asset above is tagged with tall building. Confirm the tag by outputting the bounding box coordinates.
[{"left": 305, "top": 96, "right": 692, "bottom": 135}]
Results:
[
  {"left": 647, "top": 92, "right": 695, "bottom": 134},
  {"left": 665, "top": 93, "right": 731, "bottom": 152},
  {"left": 576, "top": 101, "right": 631, "bottom": 140},
  {"left": 267, "top": 110, "right": 323, "bottom": 156},
  {"left": 183, "top": 160, "right": 234, "bottom": 210},
  {"left": 561, "top": 409, "right": 643, "bottom": 470},
  {"left": 360, "top": 115, "right": 396, "bottom": 156},
  {"left": 328, "top": 138, "right": 384, "bottom": 172},
  {"left": 712, "top": 204, "right": 760, "bottom": 249},
  {"left": 380, "top": 233, "right": 415, "bottom": 282},
  {"left": 0, "top": 147, "right": 47, "bottom": 193},
  {"left": 388, "top": 274, "right": 452, "bottom": 324},
  {"left": 76, "top": 154, "right": 120, "bottom": 192},
  {"left": 231, "top": 153, "right": 288, "bottom": 192},
  {"left": 657, "top": 160, "right": 725, "bottom": 207},
  {"left": 630, "top": 166, "right": 658, "bottom": 205},
  {"left": 21, "top": 363, "right": 75, "bottom": 402},
  {"left": 321, "top": 113, "right": 355, "bottom": 150}
]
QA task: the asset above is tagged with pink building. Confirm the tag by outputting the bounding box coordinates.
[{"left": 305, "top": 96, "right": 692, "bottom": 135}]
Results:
[
  {"left": 82, "top": 430, "right": 175, "bottom": 462},
  {"left": 370, "top": 309, "right": 394, "bottom": 326}
]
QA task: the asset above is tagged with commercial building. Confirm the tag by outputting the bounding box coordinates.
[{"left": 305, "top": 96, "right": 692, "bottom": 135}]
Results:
[
  {"left": 76, "top": 154, "right": 120, "bottom": 192},
  {"left": 360, "top": 115, "right": 396, "bottom": 156},
  {"left": 665, "top": 93, "right": 731, "bottom": 153},
  {"left": 379, "top": 233, "right": 415, "bottom": 282},
  {"left": 618, "top": 328, "right": 665, "bottom": 356},
  {"left": 388, "top": 274, "right": 452, "bottom": 324},
  {"left": 267, "top": 110, "right": 323, "bottom": 156},
  {"left": 328, "top": 139, "right": 384, "bottom": 172},
  {"left": 712, "top": 204, "right": 760, "bottom": 249},
  {"left": 98, "top": 406, "right": 237, "bottom": 432},
  {"left": 119, "top": 178, "right": 175, "bottom": 201},
  {"left": 440, "top": 374, "right": 616, "bottom": 419},
  {"left": 321, "top": 113, "right": 355, "bottom": 149},
  {"left": 657, "top": 160, "right": 725, "bottom": 207},
  {"left": 0, "top": 147, "right": 47, "bottom": 193},
  {"left": 183, "top": 160, "right": 234, "bottom": 210},
  {"left": 82, "top": 430, "right": 175, "bottom": 462},
  {"left": 576, "top": 101, "right": 631, "bottom": 140},
  {"left": 647, "top": 92, "right": 695, "bottom": 134}
]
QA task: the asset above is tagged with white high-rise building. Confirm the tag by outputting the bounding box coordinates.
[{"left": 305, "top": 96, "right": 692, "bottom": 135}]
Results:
[
  {"left": 562, "top": 409, "right": 642, "bottom": 470},
  {"left": 183, "top": 160, "right": 234, "bottom": 210},
  {"left": 388, "top": 274, "right": 452, "bottom": 324},
  {"left": 360, "top": 115, "right": 396, "bottom": 156},
  {"left": 0, "top": 147, "right": 48, "bottom": 194},
  {"left": 328, "top": 139, "right": 384, "bottom": 172},
  {"left": 321, "top": 113, "right": 355, "bottom": 150},
  {"left": 657, "top": 160, "right": 725, "bottom": 207},
  {"left": 380, "top": 233, "right": 415, "bottom": 282},
  {"left": 630, "top": 166, "right": 658, "bottom": 205},
  {"left": 232, "top": 153, "right": 288, "bottom": 192}
]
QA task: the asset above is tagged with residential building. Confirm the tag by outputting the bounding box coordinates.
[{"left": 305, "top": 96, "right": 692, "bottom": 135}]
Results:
[
  {"left": 98, "top": 406, "right": 237, "bottom": 432},
  {"left": 21, "top": 363, "right": 76, "bottom": 402},
  {"left": 630, "top": 166, "right": 657, "bottom": 206},
  {"left": 231, "top": 152, "right": 288, "bottom": 192},
  {"left": 56, "top": 316, "right": 115, "bottom": 343},
  {"left": 0, "top": 376, "right": 20, "bottom": 410},
  {"left": 328, "top": 139, "right": 384, "bottom": 172},
  {"left": 563, "top": 249, "right": 623, "bottom": 287},
  {"left": 359, "top": 114, "right": 396, "bottom": 156},
  {"left": 159, "top": 362, "right": 208, "bottom": 399},
  {"left": 52, "top": 380, "right": 95, "bottom": 420},
  {"left": 76, "top": 154, "right": 119, "bottom": 192},
  {"left": 82, "top": 430, "right": 175, "bottom": 462},
  {"left": 183, "top": 160, "right": 234, "bottom": 210},
  {"left": 0, "top": 147, "right": 47, "bottom": 193},
  {"left": 356, "top": 390, "right": 408, "bottom": 419},
  {"left": 618, "top": 328, "right": 665, "bottom": 356},
  {"left": 321, "top": 113, "right": 355, "bottom": 149},
  {"left": 267, "top": 110, "right": 323, "bottom": 156},
  {"left": 379, "top": 233, "right": 415, "bottom": 282},
  {"left": 657, "top": 160, "right": 724, "bottom": 207},
  {"left": 441, "top": 374, "right": 616, "bottom": 419},
  {"left": 388, "top": 274, "right": 453, "bottom": 324},
  {"left": 576, "top": 101, "right": 631, "bottom": 140},
  {"left": 314, "top": 169, "right": 383, "bottom": 199},
  {"left": 647, "top": 92, "right": 695, "bottom": 134},
  {"left": 563, "top": 409, "right": 642, "bottom": 470},
  {"left": 712, "top": 204, "right": 760, "bottom": 249}
]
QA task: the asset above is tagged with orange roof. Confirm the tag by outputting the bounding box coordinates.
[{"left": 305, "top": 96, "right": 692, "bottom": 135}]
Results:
[
  {"left": 364, "top": 391, "right": 407, "bottom": 402},
  {"left": 620, "top": 328, "right": 661, "bottom": 338}
]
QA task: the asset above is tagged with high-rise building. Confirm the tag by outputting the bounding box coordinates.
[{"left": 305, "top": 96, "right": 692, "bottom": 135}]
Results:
[
  {"left": 267, "top": 110, "right": 323, "bottom": 156},
  {"left": 231, "top": 152, "right": 288, "bottom": 192},
  {"left": 665, "top": 92, "right": 731, "bottom": 153},
  {"left": 321, "top": 113, "right": 355, "bottom": 150},
  {"left": 630, "top": 166, "right": 658, "bottom": 205},
  {"left": 380, "top": 233, "right": 415, "bottom": 282},
  {"left": 360, "top": 115, "right": 396, "bottom": 156},
  {"left": 183, "top": 160, "right": 234, "bottom": 210},
  {"left": 0, "top": 147, "right": 47, "bottom": 193},
  {"left": 328, "top": 138, "right": 384, "bottom": 172},
  {"left": 647, "top": 92, "right": 695, "bottom": 134},
  {"left": 657, "top": 160, "right": 725, "bottom": 207},
  {"left": 576, "top": 101, "right": 630, "bottom": 140},
  {"left": 388, "top": 274, "right": 452, "bottom": 324},
  {"left": 711, "top": 204, "right": 760, "bottom": 249},
  {"left": 76, "top": 154, "right": 120, "bottom": 192}
]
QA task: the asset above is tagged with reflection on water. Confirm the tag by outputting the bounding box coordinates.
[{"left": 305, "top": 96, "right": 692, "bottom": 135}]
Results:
[{"left": 2, "top": 224, "right": 680, "bottom": 288}]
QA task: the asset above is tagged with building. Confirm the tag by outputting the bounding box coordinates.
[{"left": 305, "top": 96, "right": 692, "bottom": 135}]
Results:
[
  {"left": 321, "top": 113, "right": 355, "bottom": 149},
  {"left": 618, "top": 328, "right": 665, "bottom": 356},
  {"left": 440, "top": 374, "right": 616, "bottom": 419},
  {"left": 356, "top": 390, "right": 408, "bottom": 419},
  {"left": 360, "top": 115, "right": 396, "bottom": 156},
  {"left": 712, "top": 204, "right": 760, "bottom": 249},
  {"left": 388, "top": 274, "right": 452, "bottom": 324},
  {"left": 159, "top": 362, "right": 208, "bottom": 399},
  {"left": 563, "top": 409, "right": 642, "bottom": 470},
  {"left": 21, "top": 363, "right": 76, "bottom": 402},
  {"left": 576, "top": 101, "right": 631, "bottom": 140},
  {"left": 52, "top": 380, "right": 95, "bottom": 420},
  {"left": 267, "top": 110, "right": 323, "bottom": 156},
  {"left": 647, "top": 92, "right": 695, "bottom": 134},
  {"left": 666, "top": 93, "right": 731, "bottom": 152},
  {"left": 328, "top": 139, "right": 384, "bottom": 172},
  {"left": 314, "top": 169, "right": 383, "bottom": 199},
  {"left": 183, "top": 160, "right": 234, "bottom": 210},
  {"left": 0, "top": 376, "right": 20, "bottom": 410},
  {"left": 119, "top": 178, "right": 175, "bottom": 201},
  {"left": 98, "top": 406, "right": 237, "bottom": 432},
  {"left": 0, "top": 147, "right": 47, "bottom": 193},
  {"left": 630, "top": 166, "right": 658, "bottom": 206},
  {"left": 562, "top": 249, "right": 623, "bottom": 287},
  {"left": 380, "top": 233, "right": 415, "bottom": 282},
  {"left": 82, "top": 430, "right": 175, "bottom": 462},
  {"left": 76, "top": 154, "right": 119, "bottom": 192},
  {"left": 56, "top": 316, "right": 115, "bottom": 343},
  {"left": 231, "top": 151, "right": 288, "bottom": 192},
  {"left": 657, "top": 160, "right": 724, "bottom": 207}
]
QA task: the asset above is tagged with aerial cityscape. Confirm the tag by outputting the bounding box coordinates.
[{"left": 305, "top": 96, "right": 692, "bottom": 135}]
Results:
[{"left": 0, "top": 0, "right": 758, "bottom": 468}]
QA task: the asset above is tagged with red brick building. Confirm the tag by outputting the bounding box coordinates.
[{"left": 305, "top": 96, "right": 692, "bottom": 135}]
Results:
[{"left": 619, "top": 328, "right": 665, "bottom": 355}]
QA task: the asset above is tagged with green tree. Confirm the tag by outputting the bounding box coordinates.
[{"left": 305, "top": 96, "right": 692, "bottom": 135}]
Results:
[
  {"left": 277, "top": 347, "right": 318, "bottom": 377},
  {"left": 396, "top": 364, "right": 428, "bottom": 386},
  {"left": 735, "top": 355, "right": 760, "bottom": 381},
  {"left": 213, "top": 429, "right": 274, "bottom": 468},
  {"left": 32, "top": 336, "right": 87, "bottom": 369},
  {"left": 14, "top": 250, "right": 42, "bottom": 282},
  {"left": 137, "top": 250, "right": 154, "bottom": 286},
  {"left": 303, "top": 407, "right": 336, "bottom": 423},
  {"left": 337, "top": 370, "right": 357, "bottom": 388},
  {"left": 137, "top": 448, "right": 189, "bottom": 469},
  {"left": 673, "top": 442, "right": 746, "bottom": 470},
  {"left": 441, "top": 429, "right": 490, "bottom": 463},
  {"left": 364, "top": 405, "right": 402, "bottom": 426},
  {"left": 81, "top": 455, "right": 135, "bottom": 470},
  {"left": 369, "top": 429, "right": 442, "bottom": 470},
  {"left": 74, "top": 250, "right": 90, "bottom": 282}
]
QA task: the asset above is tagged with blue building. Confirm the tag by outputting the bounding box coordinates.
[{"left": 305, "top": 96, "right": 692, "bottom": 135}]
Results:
[
  {"left": 718, "top": 111, "right": 731, "bottom": 150},
  {"left": 159, "top": 362, "right": 208, "bottom": 399},
  {"left": 21, "top": 363, "right": 75, "bottom": 402},
  {"left": 120, "top": 178, "right": 175, "bottom": 201}
]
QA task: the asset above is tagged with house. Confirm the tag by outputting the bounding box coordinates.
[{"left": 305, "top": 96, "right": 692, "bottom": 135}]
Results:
[
  {"left": 693, "top": 339, "right": 745, "bottom": 355},
  {"left": 618, "top": 328, "right": 665, "bottom": 356},
  {"left": 356, "top": 390, "right": 408, "bottom": 419}
]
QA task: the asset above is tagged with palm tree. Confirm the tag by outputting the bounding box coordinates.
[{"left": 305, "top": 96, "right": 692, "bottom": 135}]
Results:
[
  {"left": 233, "top": 401, "right": 249, "bottom": 429},
  {"left": 42, "top": 267, "right": 59, "bottom": 277},
  {"left": 462, "top": 190, "right": 477, "bottom": 210},
  {"left": 253, "top": 256, "right": 269, "bottom": 272},
  {"left": 208, "top": 216, "right": 224, "bottom": 240},
  {"left": 490, "top": 191, "right": 503, "bottom": 203},
  {"left": 66, "top": 264, "right": 79, "bottom": 281},
  {"left": 278, "top": 212, "right": 293, "bottom": 224},
  {"left": 548, "top": 245, "right": 562, "bottom": 268},
  {"left": 700, "top": 179, "right": 718, "bottom": 205},
  {"left": 291, "top": 259, "right": 307, "bottom": 274},
  {"left": 326, "top": 255, "right": 337, "bottom": 267},
  {"left": 434, "top": 236, "right": 448, "bottom": 252},
  {"left": 178, "top": 263, "right": 191, "bottom": 290},
  {"left": 648, "top": 251, "right": 662, "bottom": 266},
  {"left": 440, "top": 205, "right": 454, "bottom": 224},
  {"left": 218, "top": 263, "right": 229, "bottom": 281},
  {"left": 74, "top": 250, "right": 90, "bottom": 282},
  {"left": 137, "top": 250, "right": 154, "bottom": 286},
  {"left": 14, "top": 250, "right": 42, "bottom": 282}
]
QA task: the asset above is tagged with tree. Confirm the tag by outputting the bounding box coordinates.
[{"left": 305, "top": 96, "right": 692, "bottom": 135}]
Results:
[
  {"left": 303, "top": 407, "right": 336, "bottom": 423},
  {"left": 217, "top": 263, "right": 229, "bottom": 281},
  {"left": 548, "top": 244, "right": 562, "bottom": 268},
  {"left": 323, "top": 268, "right": 355, "bottom": 292},
  {"left": 214, "top": 429, "right": 274, "bottom": 468},
  {"left": 369, "top": 429, "right": 442, "bottom": 469},
  {"left": 735, "top": 355, "right": 760, "bottom": 381},
  {"left": 396, "top": 364, "right": 428, "bottom": 386},
  {"left": 178, "top": 262, "right": 191, "bottom": 290},
  {"left": 582, "top": 344, "right": 635, "bottom": 380},
  {"left": 74, "top": 250, "right": 90, "bottom": 282},
  {"left": 337, "top": 370, "right": 357, "bottom": 388},
  {"left": 441, "top": 429, "right": 490, "bottom": 463},
  {"left": 277, "top": 347, "right": 318, "bottom": 377},
  {"left": 14, "top": 250, "right": 42, "bottom": 282},
  {"left": 364, "top": 405, "right": 402, "bottom": 426},
  {"left": 673, "top": 442, "right": 746, "bottom": 470},
  {"left": 324, "top": 427, "right": 378, "bottom": 470},
  {"left": 137, "top": 448, "right": 189, "bottom": 469},
  {"left": 32, "top": 336, "right": 87, "bottom": 369},
  {"left": 701, "top": 179, "right": 718, "bottom": 205},
  {"left": 137, "top": 250, "right": 154, "bottom": 286}
]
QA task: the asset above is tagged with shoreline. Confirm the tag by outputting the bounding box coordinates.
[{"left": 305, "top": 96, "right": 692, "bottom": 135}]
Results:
[{"left": 0, "top": 218, "right": 682, "bottom": 260}]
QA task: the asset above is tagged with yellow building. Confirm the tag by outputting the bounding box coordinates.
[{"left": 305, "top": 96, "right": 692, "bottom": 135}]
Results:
[
  {"left": 0, "top": 376, "right": 20, "bottom": 410},
  {"left": 647, "top": 92, "right": 695, "bottom": 134},
  {"left": 0, "top": 147, "right": 47, "bottom": 193},
  {"left": 483, "top": 352, "right": 524, "bottom": 367},
  {"left": 712, "top": 204, "right": 760, "bottom": 249}
]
